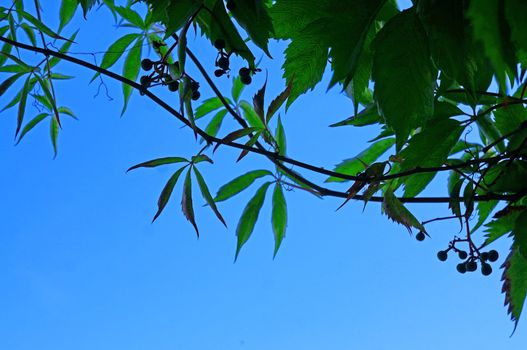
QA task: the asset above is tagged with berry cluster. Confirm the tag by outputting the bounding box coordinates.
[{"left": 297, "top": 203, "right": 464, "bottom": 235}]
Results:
[
  {"left": 139, "top": 58, "right": 200, "bottom": 100},
  {"left": 213, "top": 39, "right": 254, "bottom": 85},
  {"left": 436, "top": 242, "right": 499, "bottom": 276}
]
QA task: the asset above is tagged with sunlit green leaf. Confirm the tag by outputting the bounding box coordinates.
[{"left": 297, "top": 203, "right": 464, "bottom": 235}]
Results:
[
  {"left": 121, "top": 37, "right": 142, "bottom": 115},
  {"left": 127, "top": 157, "right": 189, "bottom": 172},
  {"left": 272, "top": 183, "right": 287, "bottom": 257},
  {"left": 152, "top": 166, "right": 187, "bottom": 222},
  {"left": 181, "top": 168, "right": 199, "bottom": 236},
  {"left": 59, "top": 0, "right": 78, "bottom": 32},
  {"left": 215, "top": 170, "right": 273, "bottom": 202},
  {"left": 193, "top": 167, "right": 226, "bottom": 227},
  {"left": 235, "top": 181, "right": 272, "bottom": 260}
]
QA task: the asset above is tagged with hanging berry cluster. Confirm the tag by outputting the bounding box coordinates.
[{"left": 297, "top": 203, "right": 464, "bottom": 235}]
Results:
[
  {"left": 139, "top": 58, "right": 200, "bottom": 100},
  {"left": 436, "top": 238, "right": 499, "bottom": 276},
  {"left": 213, "top": 38, "right": 255, "bottom": 85}
]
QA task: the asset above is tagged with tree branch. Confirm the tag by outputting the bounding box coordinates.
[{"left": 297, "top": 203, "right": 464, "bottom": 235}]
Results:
[{"left": 1, "top": 35, "right": 524, "bottom": 204}]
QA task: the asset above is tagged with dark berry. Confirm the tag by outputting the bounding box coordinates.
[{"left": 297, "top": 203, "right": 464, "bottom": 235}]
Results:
[
  {"left": 458, "top": 250, "right": 468, "bottom": 260},
  {"left": 214, "top": 69, "right": 225, "bottom": 77},
  {"left": 192, "top": 90, "right": 201, "bottom": 101},
  {"left": 168, "top": 81, "right": 179, "bottom": 92},
  {"left": 214, "top": 39, "right": 226, "bottom": 50},
  {"left": 217, "top": 56, "right": 230, "bottom": 70},
  {"left": 141, "top": 58, "right": 153, "bottom": 71},
  {"left": 240, "top": 75, "right": 252, "bottom": 85},
  {"left": 437, "top": 250, "right": 448, "bottom": 262},
  {"left": 415, "top": 231, "right": 425, "bottom": 242},
  {"left": 488, "top": 250, "right": 499, "bottom": 262},
  {"left": 481, "top": 262, "right": 492, "bottom": 276},
  {"left": 191, "top": 81, "right": 200, "bottom": 91},
  {"left": 226, "top": 0, "right": 235, "bottom": 11},
  {"left": 466, "top": 260, "right": 477, "bottom": 272},
  {"left": 239, "top": 67, "right": 250, "bottom": 77},
  {"left": 456, "top": 263, "right": 467, "bottom": 274},
  {"left": 140, "top": 75, "right": 150, "bottom": 87},
  {"left": 480, "top": 252, "right": 489, "bottom": 261}
]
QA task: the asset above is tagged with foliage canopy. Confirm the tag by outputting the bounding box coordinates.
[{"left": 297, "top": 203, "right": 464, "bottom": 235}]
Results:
[{"left": 2, "top": 0, "right": 527, "bottom": 329}]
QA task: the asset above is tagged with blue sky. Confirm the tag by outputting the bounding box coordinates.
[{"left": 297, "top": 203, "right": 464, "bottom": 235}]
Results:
[{"left": 0, "top": 1, "right": 526, "bottom": 349}]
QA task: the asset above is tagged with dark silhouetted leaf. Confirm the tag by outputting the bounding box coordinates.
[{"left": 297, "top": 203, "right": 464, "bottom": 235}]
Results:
[{"left": 372, "top": 9, "right": 437, "bottom": 150}]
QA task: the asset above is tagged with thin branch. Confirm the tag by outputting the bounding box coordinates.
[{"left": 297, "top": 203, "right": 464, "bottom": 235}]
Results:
[{"left": 1, "top": 35, "right": 524, "bottom": 204}]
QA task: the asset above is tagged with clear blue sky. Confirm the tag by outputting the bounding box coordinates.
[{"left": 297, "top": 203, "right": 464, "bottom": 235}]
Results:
[{"left": 0, "top": 1, "right": 525, "bottom": 349}]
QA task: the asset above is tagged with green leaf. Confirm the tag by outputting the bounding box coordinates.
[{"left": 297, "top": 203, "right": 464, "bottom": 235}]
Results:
[
  {"left": 79, "top": 0, "right": 98, "bottom": 18},
  {"left": 15, "top": 76, "right": 32, "bottom": 137},
  {"left": 231, "top": 76, "right": 245, "bottom": 102},
  {"left": 239, "top": 100, "right": 265, "bottom": 129},
  {"left": 382, "top": 187, "right": 426, "bottom": 234},
  {"left": 448, "top": 177, "right": 463, "bottom": 223},
  {"left": 399, "top": 118, "right": 465, "bottom": 197},
  {"left": 50, "top": 116, "right": 59, "bottom": 157},
  {"left": 213, "top": 126, "right": 261, "bottom": 153},
  {"left": 193, "top": 167, "right": 226, "bottom": 227},
  {"left": 152, "top": 166, "right": 187, "bottom": 222},
  {"left": 20, "top": 10, "right": 67, "bottom": 41},
  {"left": 127, "top": 157, "right": 188, "bottom": 172},
  {"left": 215, "top": 170, "right": 273, "bottom": 202},
  {"left": 195, "top": 97, "right": 225, "bottom": 120},
  {"left": 147, "top": 0, "right": 201, "bottom": 35},
  {"left": 0, "top": 72, "right": 25, "bottom": 98},
  {"left": 47, "top": 30, "right": 79, "bottom": 68},
  {"left": 182, "top": 168, "right": 199, "bottom": 237},
  {"left": 280, "top": 22, "right": 328, "bottom": 107},
  {"left": 493, "top": 104, "right": 527, "bottom": 137},
  {"left": 275, "top": 115, "right": 286, "bottom": 156},
  {"left": 16, "top": 112, "right": 48, "bottom": 144},
  {"left": 20, "top": 23, "right": 37, "bottom": 46},
  {"left": 472, "top": 200, "right": 498, "bottom": 233},
  {"left": 329, "top": 104, "right": 382, "bottom": 128},
  {"left": 326, "top": 138, "right": 394, "bottom": 183},
  {"left": 121, "top": 37, "right": 142, "bottom": 115},
  {"left": 236, "top": 131, "right": 263, "bottom": 162},
  {"left": 484, "top": 210, "right": 521, "bottom": 245},
  {"left": 417, "top": 0, "right": 493, "bottom": 92},
  {"left": 502, "top": 246, "right": 527, "bottom": 327},
  {"left": 202, "top": 109, "right": 227, "bottom": 141},
  {"left": 266, "top": 81, "right": 292, "bottom": 123},
  {"left": 59, "top": 0, "right": 78, "bottom": 33},
  {"left": 229, "top": 0, "right": 274, "bottom": 56},
  {"left": 115, "top": 6, "right": 144, "bottom": 29},
  {"left": 513, "top": 211, "right": 527, "bottom": 261},
  {"left": 506, "top": 0, "right": 527, "bottom": 66},
  {"left": 468, "top": 0, "right": 516, "bottom": 91},
  {"left": 372, "top": 9, "right": 437, "bottom": 151},
  {"left": 90, "top": 33, "right": 141, "bottom": 82},
  {"left": 196, "top": 0, "right": 255, "bottom": 67},
  {"left": 235, "top": 182, "right": 272, "bottom": 260},
  {"left": 191, "top": 155, "right": 213, "bottom": 164},
  {"left": 272, "top": 183, "right": 287, "bottom": 258}
]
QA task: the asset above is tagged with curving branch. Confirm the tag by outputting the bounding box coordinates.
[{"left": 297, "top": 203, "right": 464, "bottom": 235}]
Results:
[{"left": 1, "top": 35, "right": 524, "bottom": 204}]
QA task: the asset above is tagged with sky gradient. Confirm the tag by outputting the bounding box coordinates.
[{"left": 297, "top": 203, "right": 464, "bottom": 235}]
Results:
[{"left": 1, "top": 1, "right": 526, "bottom": 349}]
